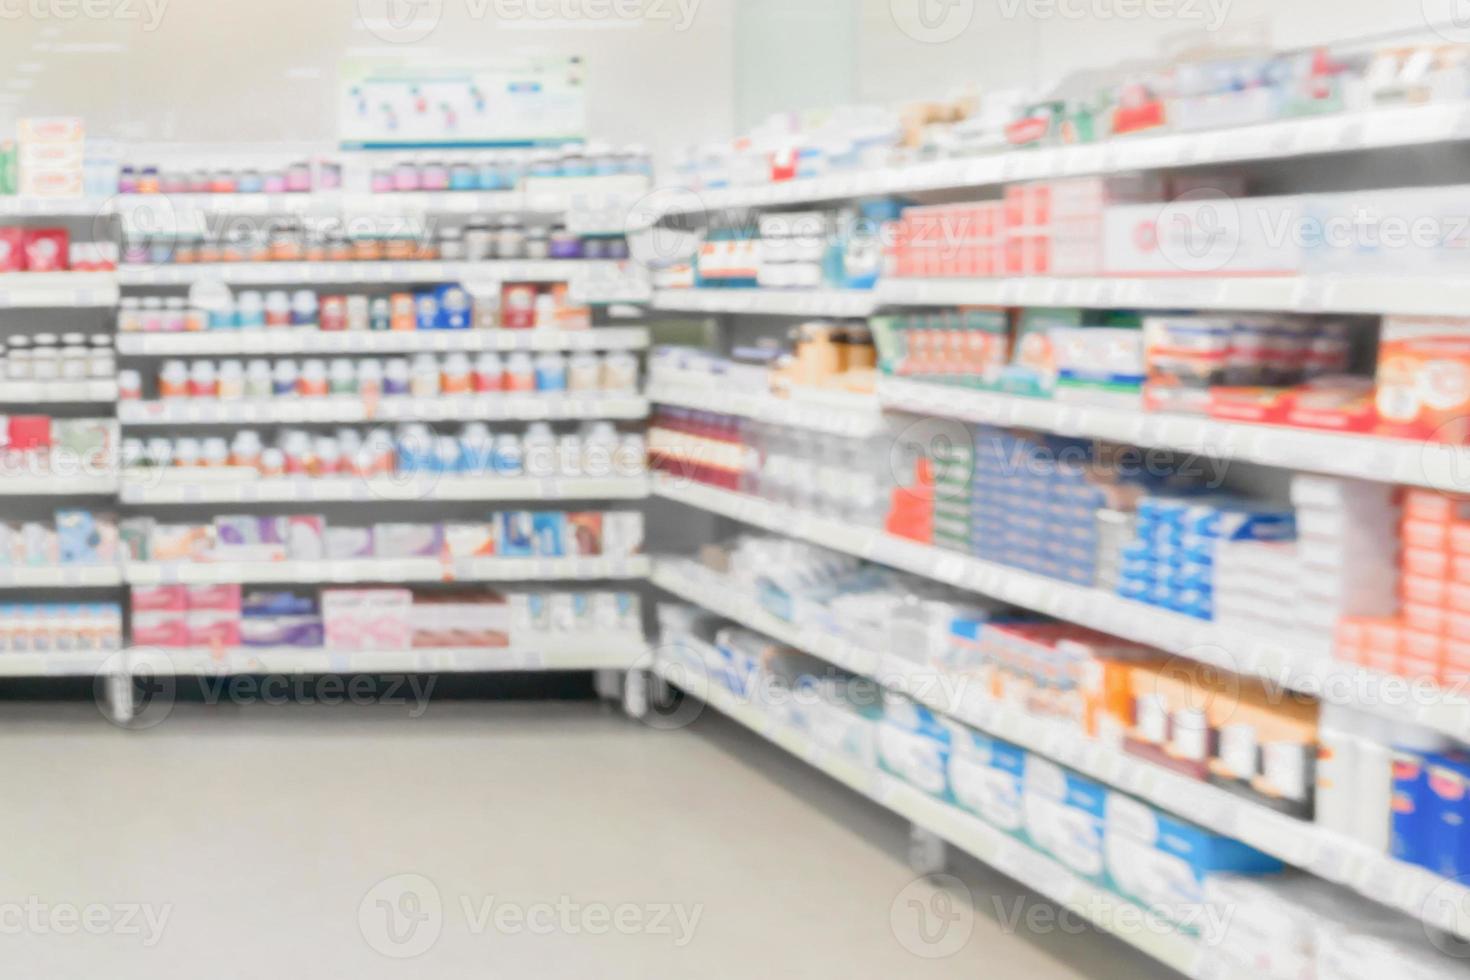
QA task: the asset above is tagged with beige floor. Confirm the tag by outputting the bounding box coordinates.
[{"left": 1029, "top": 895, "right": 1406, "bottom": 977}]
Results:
[{"left": 0, "top": 700, "right": 1179, "bottom": 979}]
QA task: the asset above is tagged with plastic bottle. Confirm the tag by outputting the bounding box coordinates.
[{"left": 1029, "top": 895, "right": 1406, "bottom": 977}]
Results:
[
  {"left": 384, "top": 359, "right": 411, "bottom": 397},
  {"left": 369, "top": 297, "right": 392, "bottom": 332},
  {"left": 473, "top": 352, "right": 505, "bottom": 392},
  {"left": 230, "top": 430, "right": 263, "bottom": 469},
  {"left": 493, "top": 432, "right": 524, "bottom": 476},
  {"left": 188, "top": 360, "right": 218, "bottom": 398},
  {"left": 217, "top": 360, "right": 245, "bottom": 400},
  {"left": 523, "top": 422, "right": 556, "bottom": 478},
  {"left": 534, "top": 352, "right": 568, "bottom": 392},
  {"left": 298, "top": 359, "right": 329, "bottom": 397},
  {"left": 272, "top": 360, "right": 299, "bottom": 397},
  {"left": 357, "top": 359, "right": 384, "bottom": 400},
  {"left": 245, "top": 360, "right": 273, "bottom": 399},
  {"left": 329, "top": 360, "right": 357, "bottom": 396},
  {"left": 237, "top": 291, "right": 266, "bottom": 328},
  {"left": 410, "top": 354, "right": 441, "bottom": 397},
  {"left": 568, "top": 352, "right": 600, "bottom": 392},
  {"left": 201, "top": 437, "right": 229, "bottom": 468},
  {"left": 505, "top": 352, "right": 535, "bottom": 392},
  {"left": 265, "top": 291, "right": 292, "bottom": 328},
  {"left": 602, "top": 352, "right": 638, "bottom": 392},
  {"left": 174, "top": 437, "right": 202, "bottom": 467},
  {"left": 117, "top": 369, "right": 142, "bottom": 401},
  {"left": 291, "top": 290, "right": 318, "bottom": 327}
]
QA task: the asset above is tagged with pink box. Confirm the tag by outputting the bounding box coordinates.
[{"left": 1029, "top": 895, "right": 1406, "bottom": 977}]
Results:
[
  {"left": 132, "top": 611, "right": 188, "bottom": 648},
  {"left": 187, "top": 611, "right": 241, "bottom": 648},
  {"left": 322, "top": 588, "right": 413, "bottom": 652},
  {"left": 132, "top": 585, "right": 187, "bottom": 612},
  {"left": 185, "top": 583, "right": 242, "bottom": 611}
]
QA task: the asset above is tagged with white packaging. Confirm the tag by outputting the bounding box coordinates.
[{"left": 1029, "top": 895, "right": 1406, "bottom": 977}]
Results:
[{"left": 1103, "top": 195, "right": 1306, "bottom": 277}]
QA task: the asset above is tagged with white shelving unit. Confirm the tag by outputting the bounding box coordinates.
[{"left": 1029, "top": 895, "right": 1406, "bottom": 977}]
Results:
[
  {"left": 0, "top": 565, "right": 122, "bottom": 588},
  {"left": 116, "top": 260, "right": 639, "bottom": 287},
  {"left": 116, "top": 327, "right": 651, "bottom": 357},
  {"left": 651, "top": 289, "right": 878, "bottom": 317},
  {"left": 122, "top": 555, "right": 650, "bottom": 586},
  {"left": 120, "top": 473, "right": 650, "bottom": 505},
  {"left": 118, "top": 393, "right": 649, "bottom": 426},
  {"left": 0, "top": 474, "right": 119, "bottom": 496},
  {"left": 0, "top": 272, "right": 119, "bottom": 308},
  {"left": 652, "top": 559, "right": 1470, "bottom": 944},
  {"left": 660, "top": 102, "right": 1470, "bottom": 213},
  {"left": 647, "top": 380, "right": 884, "bottom": 437},
  {"left": 0, "top": 651, "right": 120, "bottom": 677},
  {"left": 120, "top": 636, "right": 649, "bottom": 675},
  {"left": 651, "top": 475, "right": 1470, "bottom": 743},
  {"left": 879, "top": 377, "right": 1470, "bottom": 492},
  {"left": 652, "top": 636, "right": 1204, "bottom": 978},
  {"left": 0, "top": 380, "right": 118, "bottom": 405}
]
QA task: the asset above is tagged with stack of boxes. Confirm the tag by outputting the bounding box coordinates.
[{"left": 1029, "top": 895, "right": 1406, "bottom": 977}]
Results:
[
  {"left": 1337, "top": 487, "right": 1470, "bottom": 687},
  {"left": 1117, "top": 495, "right": 1297, "bottom": 621},
  {"left": 132, "top": 584, "right": 243, "bottom": 649},
  {"left": 17, "top": 117, "right": 85, "bottom": 199},
  {"left": 1292, "top": 475, "right": 1400, "bottom": 645}
]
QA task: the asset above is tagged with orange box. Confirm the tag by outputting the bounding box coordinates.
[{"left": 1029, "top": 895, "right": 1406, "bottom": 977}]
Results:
[
  {"left": 1452, "top": 554, "right": 1470, "bottom": 584},
  {"left": 1403, "top": 574, "right": 1448, "bottom": 607},
  {"left": 1406, "top": 547, "right": 1451, "bottom": 579},
  {"left": 1406, "top": 489, "right": 1458, "bottom": 523},
  {"left": 1404, "top": 630, "right": 1445, "bottom": 664},
  {"left": 1447, "top": 582, "right": 1470, "bottom": 613},
  {"left": 1445, "top": 638, "right": 1470, "bottom": 668},
  {"left": 1400, "top": 656, "right": 1442, "bottom": 683},
  {"left": 1448, "top": 610, "right": 1470, "bottom": 643},
  {"left": 1376, "top": 316, "right": 1470, "bottom": 442},
  {"left": 1362, "top": 647, "right": 1400, "bottom": 673},
  {"left": 1407, "top": 603, "right": 1447, "bottom": 635},
  {"left": 1404, "top": 519, "right": 1449, "bottom": 550},
  {"left": 1450, "top": 523, "right": 1470, "bottom": 556}
]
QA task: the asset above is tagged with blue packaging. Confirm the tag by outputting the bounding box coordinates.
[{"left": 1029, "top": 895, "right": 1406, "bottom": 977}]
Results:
[
  {"left": 1428, "top": 754, "right": 1470, "bottom": 879},
  {"left": 530, "top": 512, "right": 566, "bottom": 557},
  {"left": 1392, "top": 746, "right": 1441, "bottom": 870},
  {"left": 414, "top": 293, "right": 439, "bottom": 331},
  {"left": 1024, "top": 755, "right": 1108, "bottom": 887},
  {"left": 947, "top": 731, "right": 1027, "bottom": 841},
  {"left": 497, "top": 512, "right": 534, "bottom": 557},
  {"left": 434, "top": 284, "right": 472, "bottom": 330},
  {"left": 56, "top": 510, "right": 99, "bottom": 565}
]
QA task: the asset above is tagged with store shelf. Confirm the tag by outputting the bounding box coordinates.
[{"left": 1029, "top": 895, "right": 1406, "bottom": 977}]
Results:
[
  {"left": 122, "top": 554, "right": 650, "bottom": 586},
  {"left": 0, "top": 474, "right": 119, "bottom": 496},
  {"left": 651, "top": 638, "right": 1203, "bottom": 978},
  {"left": 0, "top": 272, "right": 119, "bottom": 308},
  {"left": 663, "top": 102, "right": 1470, "bottom": 213},
  {"left": 651, "top": 475, "right": 1470, "bottom": 743},
  {"left": 0, "top": 651, "right": 119, "bottom": 677},
  {"left": 0, "top": 565, "right": 122, "bottom": 588},
  {"left": 116, "top": 327, "right": 651, "bottom": 357},
  {"left": 651, "top": 289, "right": 878, "bottom": 317},
  {"left": 879, "top": 377, "right": 1470, "bottom": 492},
  {"left": 117, "top": 393, "right": 649, "bottom": 426},
  {"left": 120, "top": 473, "right": 650, "bottom": 505},
  {"left": 878, "top": 275, "right": 1470, "bottom": 317},
  {"left": 648, "top": 380, "right": 884, "bottom": 437},
  {"left": 116, "top": 260, "right": 638, "bottom": 287},
  {"left": 653, "top": 558, "right": 1470, "bottom": 945},
  {"left": 0, "top": 380, "right": 118, "bottom": 404},
  {"left": 119, "top": 636, "right": 648, "bottom": 675}
]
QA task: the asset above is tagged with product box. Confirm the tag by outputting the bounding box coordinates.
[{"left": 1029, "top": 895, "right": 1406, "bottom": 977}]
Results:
[
  {"left": 131, "top": 611, "right": 188, "bottom": 648},
  {"left": 497, "top": 512, "right": 535, "bottom": 557},
  {"left": 372, "top": 523, "right": 444, "bottom": 559},
  {"left": 444, "top": 523, "right": 496, "bottom": 559},
  {"left": 151, "top": 525, "right": 213, "bottom": 563},
  {"left": 1375, "top": 315, "right": 1470, "bottom": 442},
  {"left": 566, "top": 512, "right": 604, "bottom": 556},
  {"left": 241, "top": 616, "right": 324, "bottom": 649},
  {"left": 282, "top": 515, "right": 326, "bottom": 561},
  {"left": 1050, "top": 326, "right": 1145, "bottom": 407},
  {"left": 877, "top": 721, "right": 952, "bottom": 801},
  {"left": 321, "top": 588, "right": 413, "bottom": 651},
  {"left": 324, "top": 526, "right": 374, "bottom": 560},
  {"left": 21, "top": 228, "right": 68, "bottom": 272},
  {"left": 0, "top": 227, "right": 23, "bottom": 272},
  {"left": 56, "top": 510, "right": 102, "bottom": 565},
  {"left": 1104, "top": 792, "right": 1284, "bottom": 927},
  {"left": 410, "top": 592, "right": 510, "bottom": 648},
  {"left": 604, "top": 511, "right": 645, "bottom": 557},
  {"left": 132, "top": 584, "right": 187, "bottom": 612},
  {"left": 186, "top": 610, "right": 242, "bottom": 648},
  {"left": 1023, "top": 755, "right": 1109, "bottom": 888},
  {"left": 946, "top": 725, "right": 1028, "bottom": 840},
  {"left": 530, "top": 513, "right": 566, "bottom": 556},
  {"left": 184, "top": 583, "right": 241, "bottom": 612},
  {"left": 1103, "top": 195, "right": 1305, "bottom": 277}
]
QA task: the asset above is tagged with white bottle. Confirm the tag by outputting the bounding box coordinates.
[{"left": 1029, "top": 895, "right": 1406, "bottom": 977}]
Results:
[
  {"left": 230, "top": 430, "right": 263, "bottom": 469},
  {"left": 410, "top": 354, "right": 441, "bottom": 397},
  {"left": 557, "top": 433, "right": 583, "bottom": 477},
  {"left": 602, "top": 351, "right": 638, "bottom": 392},
  {"left": 1315, "top": 703, "right": 1359, "bottom": 838},
  {"left": 217, "top": 360, "right": 245, "bottom": 400},
  {"left": 245, "top": 360, "right": 273, "bottom": 399},
  {"left": 523, "top": 422, "right": 556, "bottom": 477},
  {"left": 493, "top": 433, "right": 524, "bottom": 476},
  {"left": 568, "top": 352, "right": 600, "bottom": 391},
  {"left": 582, "top": 421, "right": 619, "bottom": 478}
]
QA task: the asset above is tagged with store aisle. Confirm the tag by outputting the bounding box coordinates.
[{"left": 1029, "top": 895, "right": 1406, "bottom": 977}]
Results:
[{"left": 0, "top": 701, "right": 1176, "bottom": 979}]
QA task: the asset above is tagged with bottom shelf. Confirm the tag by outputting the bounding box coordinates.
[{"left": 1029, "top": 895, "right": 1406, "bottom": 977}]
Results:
[
  {"left": 651, "top": 647, "right": 1205, "bottom": 978},
  {"left": 119, "top": 638, "right": 649, "bottom": 675}
]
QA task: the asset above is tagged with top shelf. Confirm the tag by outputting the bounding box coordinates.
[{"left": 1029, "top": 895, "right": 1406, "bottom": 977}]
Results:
[{"left": 662, "top": 102, "right": 1470, "bottom": 213}]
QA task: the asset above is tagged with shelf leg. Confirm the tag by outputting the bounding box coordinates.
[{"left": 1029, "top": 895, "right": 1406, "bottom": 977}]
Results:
[
  {"left": 908, "top": 824, "right": 947, "bottom": 876},
  {"left": 622, "top": 668, "right": 650, "bottom": 720},
  {"left": 594, "top": 668, "right": 622, "bottom": 703},
  {"left": 102, "top": 671, "right": 136, "bottom": 728}
]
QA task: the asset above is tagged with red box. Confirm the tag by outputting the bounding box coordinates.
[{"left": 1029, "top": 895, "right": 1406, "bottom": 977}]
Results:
[
  {"left": 7, "top": 416, "right": 50, "bottom": 450},
  {"left": 21, "top": 228, "right": 68, "bottom": 272},
  {"left": 132, "top": 585, "right": 187, "bottom": 612},
  {"left": 0, "top": 227, "right": 23, "bottom": 272},
  {"left": 185, "top": 583, "right": 242, "bottom": 612}
]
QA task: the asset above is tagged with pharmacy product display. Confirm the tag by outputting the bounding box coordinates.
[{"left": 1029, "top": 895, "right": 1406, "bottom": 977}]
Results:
[
  {"left": 673, "top": 41, "right": 1468, "bottom": 191},
  {"left": 0, "top": 417, "right": 116, "bottom": 479},
  {"left": 0, "top": 227, "right": 116, "bottom": 273},
  {"left": 650, "top": 329, "right": 879, "bottom": 399},
  {"left": 0, "top": 603, "right": 122, "bottom": 652},
  {"left": 0, "top": 510, "right": 118, "bottom": 569},
  {"left": 122, "top": 422, "right": 643, "bottom": 483},
  {"left": 119, "top": 510, "right": 643, "bottom": 566},
  {"left": 132, "top": 583, "right": 641, "bottom": 652},
  {"left": 0, "top": 333, "right": 115, "bottom": 384}
]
